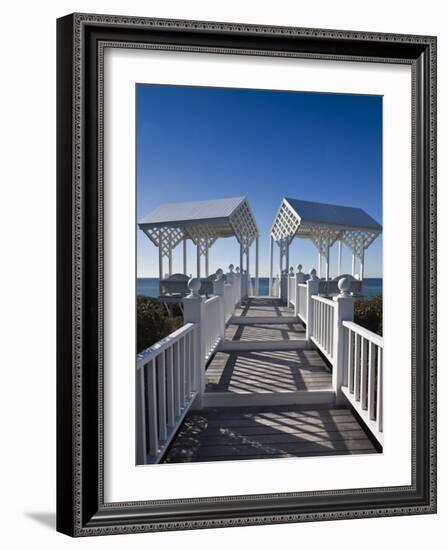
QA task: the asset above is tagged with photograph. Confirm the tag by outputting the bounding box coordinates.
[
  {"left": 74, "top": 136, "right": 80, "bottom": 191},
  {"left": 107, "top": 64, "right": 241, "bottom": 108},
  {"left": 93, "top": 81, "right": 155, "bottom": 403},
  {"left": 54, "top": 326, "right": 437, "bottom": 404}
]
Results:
[{"left": 135, "top": 84, "right": 384, "bottom": 465}]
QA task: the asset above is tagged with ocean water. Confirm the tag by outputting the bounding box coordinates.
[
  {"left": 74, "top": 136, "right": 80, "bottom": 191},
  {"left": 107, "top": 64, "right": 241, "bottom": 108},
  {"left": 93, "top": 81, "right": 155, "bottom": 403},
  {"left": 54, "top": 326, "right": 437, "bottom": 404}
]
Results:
[{"left": 137, "top": 277, "right": 382, "bottom": 298}]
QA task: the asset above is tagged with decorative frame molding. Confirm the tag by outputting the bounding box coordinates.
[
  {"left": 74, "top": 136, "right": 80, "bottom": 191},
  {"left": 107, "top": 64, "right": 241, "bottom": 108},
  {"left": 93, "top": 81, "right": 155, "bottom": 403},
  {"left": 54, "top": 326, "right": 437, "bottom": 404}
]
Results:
[{"left": 57, "top": 13, "right": 437, "bottom": 536}]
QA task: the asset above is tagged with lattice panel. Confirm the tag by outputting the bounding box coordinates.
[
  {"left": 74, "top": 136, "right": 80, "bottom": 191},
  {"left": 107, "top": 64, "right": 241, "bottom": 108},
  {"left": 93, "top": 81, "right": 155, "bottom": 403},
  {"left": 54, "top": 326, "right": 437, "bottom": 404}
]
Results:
[
  {"left": 143, "top": 226, "right": 184, "bottom": 257},
  {"left": 303, "top": 224, "right": 343, "bottom": 257},
  {"left": 185, "top": 224, "right": 218, "bottom": 256},
  {"left": 230, "top": 200, "right": 258, "bottom": 253},
  {"left": 271, "top": 200, "right": 300, "bottom": 241},
  {"left": 342, "top": 230, "right": 380, "bottom": 259}
]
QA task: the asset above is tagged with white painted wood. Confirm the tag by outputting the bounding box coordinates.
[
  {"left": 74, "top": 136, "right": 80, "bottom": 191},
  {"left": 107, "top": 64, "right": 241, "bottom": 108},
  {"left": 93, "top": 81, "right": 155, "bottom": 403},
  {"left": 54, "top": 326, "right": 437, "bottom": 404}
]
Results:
[
  {"left": 136, "top": 367, "right": 147, "bottom": 464},
  {"left": 354, "top": 333, "right": 361, "bottom": 401},
  {"left": 255, "top": 236, "right": 259, "bottom": 296},
  {"left": 183, "top": 238, "right": 187, "bottom": 275},
  {"left": 360, "top": 337, "right": 368, "bottom": 410},
  {"left": 368, "top": 342, "right": 377, "bottom": 421},
  {"left": 338, "top": 239, "right": 343, "bottom": 275},
  {"left": 146, "top": 361, "right": 158, "bottom": 458},
  {"left": 157, "top": 353, "right": 167, "bottom": 441},
  {"left": 196, "top": 242, "right": 201, "bottom": 277},
  {"left": 269, "top": 236, "right": 273, "bottom": 296},
  {"left": 377, "top": 347, "right": 383, "bottom": 432},
  {"left": 166, "top": 346, "right": 175, "bottom": 428}
]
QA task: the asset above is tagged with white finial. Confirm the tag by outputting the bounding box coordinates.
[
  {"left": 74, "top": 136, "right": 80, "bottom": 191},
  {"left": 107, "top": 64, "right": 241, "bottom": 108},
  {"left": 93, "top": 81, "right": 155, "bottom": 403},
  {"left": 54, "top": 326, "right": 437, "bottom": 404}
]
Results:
[
  {"left": 310, "top": 268, "right": 317, "bottom": 280},
  {"left": 235, "top": 266, "right": 240, "bottom": 273},
  {"left": 338, "top": 277, "right": 351, "bottom": 296},
  {"left": 215, "top": 268, "right": 224, "bottom": 281},
  {"left": 187, "top": 277, "right": 201, "bottom": 296},
  {"left": 229, "top": 264, "right": 234, "bottom": 273},
  {"left": 297, "top": 264, "right": 302, "bottom": 273},
  {"left": 289, "top": 266, "right": 294, "bottom": 274}
]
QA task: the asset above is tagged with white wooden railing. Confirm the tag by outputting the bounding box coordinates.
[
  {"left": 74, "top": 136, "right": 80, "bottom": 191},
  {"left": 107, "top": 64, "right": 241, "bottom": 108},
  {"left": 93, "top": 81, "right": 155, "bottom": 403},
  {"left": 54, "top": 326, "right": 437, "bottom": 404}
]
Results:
[
  {"left": 136, "top": 323, "right": 198, "bottom": 465},
  {"left": 223, "top": 282, "right": 234, "bottom": 323},
  {"left": 297, "top": 283, "right": 307, "bottom": 322},
  {"left": 288, "top": 275, "right": 296, "bottom": 306},
  {"left": 204, "top": 295, "right": 223, "bottom": 361},
  {"left": 341, "top": 321, "right": 384, "bottom": 444},
  {"left": 310, "top": 295, "right": 335, "bottom": 363},
  {"left": 271, "top": 275, "right": 280, "bottom": 298}
]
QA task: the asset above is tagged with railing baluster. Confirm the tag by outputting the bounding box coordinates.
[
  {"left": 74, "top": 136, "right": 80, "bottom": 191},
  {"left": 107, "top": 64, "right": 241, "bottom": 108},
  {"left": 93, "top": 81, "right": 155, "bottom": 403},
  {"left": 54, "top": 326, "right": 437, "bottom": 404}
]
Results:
[
  {"left": 157, "top": 353, "right": 167, "bottom": 441},
  {"left": 173, "top": 341, "right": 181, "bottom": 418},
  {"left": 354, "top": 334, "right": 360, "bottom": 401},
  {"left": 360, "top": 337, "right": 368, "bottom": 410},
  {"left": 166, "top": 346, "right": 175, "bottom": 428},
  {"left": 377, "top": 347, "right": 383, "bottom": 432},
  {"left": 185, "top": 333, "right": 191, "bottom": 398},
  {"left": 179, "top": 338, "right": 185, "bottom": 406},
  {"left": 348, "top": 329, "right": 354, "bottom": 392},
  {"left": 368, "top": 342, "right": 377, "bottom": 420},
  {"left": 136, "top": 366, "right": 147, "bottom": 464},
  {"left": 146, "top": 360, "right": 158, "bottom": 457}
]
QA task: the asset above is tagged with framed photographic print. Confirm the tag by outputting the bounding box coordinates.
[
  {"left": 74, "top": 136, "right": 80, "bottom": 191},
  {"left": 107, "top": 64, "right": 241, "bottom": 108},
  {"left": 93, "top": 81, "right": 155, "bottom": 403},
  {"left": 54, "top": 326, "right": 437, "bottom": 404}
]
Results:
[{"left": 56, "top": 13, "right": 437, "bottom": 536}]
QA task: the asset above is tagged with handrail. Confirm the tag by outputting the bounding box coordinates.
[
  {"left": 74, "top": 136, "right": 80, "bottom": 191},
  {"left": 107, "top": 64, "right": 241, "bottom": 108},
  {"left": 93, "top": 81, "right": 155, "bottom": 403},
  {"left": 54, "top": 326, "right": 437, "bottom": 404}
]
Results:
[
  {"left": 137, "top": 323, "right": 196, "bottom": 369},
  {"left": 312, "top": 294, "right": 334, "bottom": 306},
  {"left": 342, "top": 320, "right": 383, "bottom": 348}
]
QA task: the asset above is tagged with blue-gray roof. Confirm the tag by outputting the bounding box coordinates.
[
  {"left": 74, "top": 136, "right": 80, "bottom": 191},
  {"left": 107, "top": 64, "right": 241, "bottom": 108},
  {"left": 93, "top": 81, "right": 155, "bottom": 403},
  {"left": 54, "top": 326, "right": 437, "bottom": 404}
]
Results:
[
  {"left": 139, "top": 196, "right": 246, "bottom": 226},
  {"left": 284, "top": 197, "right": 382, "bottom": 231}
]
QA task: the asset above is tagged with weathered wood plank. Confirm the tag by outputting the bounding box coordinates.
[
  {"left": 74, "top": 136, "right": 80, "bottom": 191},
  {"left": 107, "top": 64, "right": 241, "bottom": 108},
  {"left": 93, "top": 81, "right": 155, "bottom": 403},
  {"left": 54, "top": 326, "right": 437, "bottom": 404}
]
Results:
[
  {"left": 162, "top": 404, "right": 378, "bottom": 464},
  {"left": 205, "top": 349, "right": 332, "bottom": 393}
]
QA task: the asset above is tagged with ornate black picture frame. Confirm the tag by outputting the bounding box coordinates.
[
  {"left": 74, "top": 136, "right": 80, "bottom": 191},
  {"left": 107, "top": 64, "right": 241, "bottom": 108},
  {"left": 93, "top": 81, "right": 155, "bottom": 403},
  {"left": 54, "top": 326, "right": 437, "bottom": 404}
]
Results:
[{"left": 56, "top": 13, "right": 437, "bottom": 536}]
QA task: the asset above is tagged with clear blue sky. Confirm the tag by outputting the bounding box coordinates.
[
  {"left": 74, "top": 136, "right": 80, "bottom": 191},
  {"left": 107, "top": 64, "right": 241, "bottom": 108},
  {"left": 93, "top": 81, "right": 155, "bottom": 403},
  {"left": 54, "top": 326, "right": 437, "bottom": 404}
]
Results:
[{"left": 137, "top": 84, "right": 382, "bottom": 278}]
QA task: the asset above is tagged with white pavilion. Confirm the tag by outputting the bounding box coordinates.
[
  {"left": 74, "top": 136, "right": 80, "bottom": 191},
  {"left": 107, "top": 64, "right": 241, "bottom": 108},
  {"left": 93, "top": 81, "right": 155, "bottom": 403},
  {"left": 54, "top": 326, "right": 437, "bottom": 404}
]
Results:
[
  {"left": 269, "top": 197, "right": 382, "bottom": 292},
  {"left": 138, "top": 196, "right": 260, "bottom": 295}
]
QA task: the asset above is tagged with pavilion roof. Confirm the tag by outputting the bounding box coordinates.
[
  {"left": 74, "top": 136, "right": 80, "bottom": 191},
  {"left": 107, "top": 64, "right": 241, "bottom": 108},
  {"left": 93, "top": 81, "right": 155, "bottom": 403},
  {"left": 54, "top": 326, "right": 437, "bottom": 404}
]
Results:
[
  {"left": 138, "top": 196, "right": 258, "bottom": 257},
  {"left": 271, "top": 197, "right": 382, "bottom": 259}
]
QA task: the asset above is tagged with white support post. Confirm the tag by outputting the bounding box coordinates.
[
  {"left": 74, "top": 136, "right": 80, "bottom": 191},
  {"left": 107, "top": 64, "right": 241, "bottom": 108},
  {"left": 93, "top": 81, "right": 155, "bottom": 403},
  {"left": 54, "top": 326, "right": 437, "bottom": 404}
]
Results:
[
  {"left": 183, "top": 239, "right": 187, "bottom": 275},
  {"left": 294, "top": 264, "right": 306, "bottom": 317},
  {"left": 360, "top": 248, "right": 365, "bottom": 281},
  {"left": 168, "top": 239, "right": 173, "bottom": 276},
  {"left": 318, "top": 252, "right": 321, "bottom": 278},
  {"left": 325, "top": 244, "right": 330, "bottom": 281},
  {"left": 279, "top": 238, "right": 283, "bottom": 274},
  {"left": 332, "top": 278, "right": 355, "bottom": 403},
  {"left": 183, "top": 278, "right": 205, "bottom": 408},
  {"left": 255, "top": 236, "right": 259, "bottom": 297},
  {"left": 205, "top": 240, "right": 209, "bottom": 277},
  {"left": 280, "top": 270, "right": 288, "bottom": 304},
  {"left": 196, "top": 242, "right": 201, "bottom": 278},
  {"left": 239, "top": 244, "right": 245, "bottom": 302},
  {"left": 285, "top": 239, "right": 290, "bottom": 275},
  {"left": 305, "top": 269, "right": 320, "bottom": 341},
  {"left": 158, "top": 246, "right": 163, "bottom": 282},
  {"left": 351, "top": 253, "right": 356, "bottom": 276},
  {"left": 338, "top": 240, "right": 342, "bottom": 276},
  {"left": 269, "top": 236, "right": 274, "bottom": 296},
  {"left": 212, "top": 269, "right": 226, "bottom": 339}
]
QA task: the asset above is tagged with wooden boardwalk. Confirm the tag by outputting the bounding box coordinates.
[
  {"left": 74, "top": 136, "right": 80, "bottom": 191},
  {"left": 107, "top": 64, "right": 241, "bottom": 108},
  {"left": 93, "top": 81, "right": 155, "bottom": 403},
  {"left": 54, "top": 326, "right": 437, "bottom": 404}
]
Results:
[
  {"left": 163, "top": 405, "right": 376, "bottom": 463},
  {"left": 162, "top": 297, "right": 378, "bottom": 464},
  {"left": 205, "top": 350, "right": 331, "bottom": 393}
]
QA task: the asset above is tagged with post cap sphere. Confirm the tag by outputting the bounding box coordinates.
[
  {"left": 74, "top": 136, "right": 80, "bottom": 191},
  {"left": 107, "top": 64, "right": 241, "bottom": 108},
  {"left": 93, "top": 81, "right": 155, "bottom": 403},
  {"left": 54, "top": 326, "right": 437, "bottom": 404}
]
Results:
[
  {"left": 310, "top": 268, "right": 317, "bottom": 278},
  {"left": 338, "top": 276, "right": 351, "bottom": 295},
  {"left": 215, "top": 268, "right": 224, "bottom": 279},
  {"left": 297, "top": 264, "right": 302, "bottom": 272},
  {"left": 228, "top": 264, "right": 234, "bottom": 272},
  {"left": 235, "top": 266, "right": 240, "bottom": 273},
  {"left": 187, "top": 277, "right": 202, "bottom": 294},
  {"left": 290, "top": 266, "right": 294, "bottom": 273}
]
